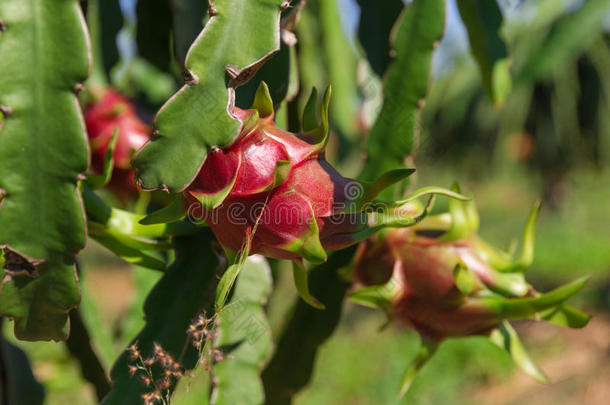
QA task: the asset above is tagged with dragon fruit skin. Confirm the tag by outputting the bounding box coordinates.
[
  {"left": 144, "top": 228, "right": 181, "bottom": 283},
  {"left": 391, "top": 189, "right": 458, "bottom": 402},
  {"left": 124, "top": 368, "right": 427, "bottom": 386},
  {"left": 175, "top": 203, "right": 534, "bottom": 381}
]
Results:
[
  {"left": 185, "top": 104, "right": 369, "bottom": 263},
  {"left": 85, "top": 89, "right": 150, "bottom": 196},
  {"left": 353, "top": 228, "right": 499, "bottom": 340},
  {"left": 351, "top": 200, "right": 589, "bottom": 342}
]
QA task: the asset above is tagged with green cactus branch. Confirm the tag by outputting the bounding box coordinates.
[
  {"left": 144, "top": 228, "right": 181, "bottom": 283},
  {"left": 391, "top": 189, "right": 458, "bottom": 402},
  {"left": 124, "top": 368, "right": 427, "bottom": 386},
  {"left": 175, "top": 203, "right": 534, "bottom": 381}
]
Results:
[
  {"left": 262, "top": 247, "right": 356, "bottom": 405},
  {"left": 211, "top": 257, "right": 274, "bottom": 405},
  {"left": 361, "top": 0, "right": 446, "bottom": 194},
  {"left": 0, "top": 0, "right": 90, "bottom": 341},
  {"left": 133, "top": 0, "right": 286, "bottom": 192}
]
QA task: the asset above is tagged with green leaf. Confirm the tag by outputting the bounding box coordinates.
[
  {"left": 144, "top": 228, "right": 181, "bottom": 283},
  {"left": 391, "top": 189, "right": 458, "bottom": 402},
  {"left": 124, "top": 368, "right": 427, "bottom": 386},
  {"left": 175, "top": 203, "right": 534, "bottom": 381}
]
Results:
[
  {"left": 86, "top": 126, "right": 118, "bottom": 189},
  {"left": 250, "top": 81, "right": 275, "bottom": 118},
  {"left": 440, "top": 184, "right": 476, "bottom": 241},
  {"left": 301, "top": 86, "right": 331, "bottom": 148},
  {"left": 361, "top": 0, "right": 446, "bottom": 194},
  {"left": 283, "top": 200, "right": 327, "bottom": 265},
  {"left": 0, "top": 0, "right": 90, "bottom": 341},
  {"left": 294, "top": 4, "right": 327, "bottom": 120},
  {"left": 347, "top": 194, "right": 436, "bottom": 244},
  {"left": 173, "top": 0, "right": 209, "bottom": 67},
  {"left": 102, "top": 231, "right": 220, "bottom": 404},
  {"left": 86, "top": 0, "right": 122, "bottom": 85},
  {"left": 216, "top": 237, "right": 250, "bottom": 311},
  {"left": 82, "top": 185, "right": 199, "bottom": 238},
  {"left": 478, "top": 276, "right": 590, "bottom": 319},
  {"left": 483, "top": 269, "right": 529, "bottom": 297},
  {"left": 349, "top": 186, "right": 469, "bottom": 241},
  {"left": 490, "top": 321, "right": 548, "bottom": 383},
  {"left": 348, "top": 270, "right": 401, "bottom": 309},
  {"left": 473, "top": 201, "right": 540, "bottom": 273},
  {"left": 539, "top": 305, "right": 591, "bottom": 329},
  {"left": 133, "top": 0, "right": 285, "bottom": 192},
  {"left": 394, "top": 186, "right": 471, "bottom": 205},
  {"left": 457, "top": 0, "right": 511, "bottom": 106},
  {"left": 136, "top": 0, "right": 174, "bottom": 72},
  {"left": 453, "top": 263, "right": 477, "bottom": 296},
  {"left": 398, "top": 340, "right": 438, "bottom": 398},
  {"left": 317, "top": 0, "right": 360, "bottom": 140},
  {"left": 212, "top": 256, "right": 273, "bottom": 405},
  {"left": 89, "top": 230, "right": 167, "bottom": 271},
  {"left": 302, "top": 87, "right": 319, "bottom": 132},
  {"left": 139, "top": 195, "right": 186, "bottom": 225},
  {"left": 262, "top": 247, "right": 356, "bottom": 404},
  {"left": 292, "top": 261, "right": 325, "bottom": 310},
  {"left": 513, "top": 200, "right": 541, "bottom": 271},
  {"left": 355, "top": 0, "right": 405, "bottom": 77}
]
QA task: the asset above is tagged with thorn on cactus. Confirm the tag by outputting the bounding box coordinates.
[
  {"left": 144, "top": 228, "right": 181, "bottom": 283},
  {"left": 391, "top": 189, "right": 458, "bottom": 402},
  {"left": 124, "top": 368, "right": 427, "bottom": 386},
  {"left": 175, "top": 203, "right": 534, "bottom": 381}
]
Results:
[
  {"left": 208, "top": 0, "right": 217, "bottom": 16},
  {"left": 182, "top": 69, "right": 198, "bottom": 85}
]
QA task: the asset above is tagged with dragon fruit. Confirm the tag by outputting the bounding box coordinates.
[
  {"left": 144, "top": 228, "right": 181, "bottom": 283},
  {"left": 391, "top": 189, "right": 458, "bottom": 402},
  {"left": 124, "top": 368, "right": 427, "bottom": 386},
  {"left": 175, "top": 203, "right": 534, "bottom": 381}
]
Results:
[
  {"left": 85, "top": 88, "right": 150, "bottom": 197},
  {"left": 185, "top": 83, "right": 434, "bottom": 264},
  {"left": 350, "top": 194, "right": 590, "bottom": 393}
]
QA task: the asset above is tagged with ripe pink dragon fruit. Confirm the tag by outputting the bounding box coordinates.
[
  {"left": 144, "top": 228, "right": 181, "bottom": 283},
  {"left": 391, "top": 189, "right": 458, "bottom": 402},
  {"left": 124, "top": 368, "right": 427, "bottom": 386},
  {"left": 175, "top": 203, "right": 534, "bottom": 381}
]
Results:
[
  {"left": 85, "top": 88, "right": 150, "bottom": 197},
  {"left": 185, "top": 84, "right": 417, "bottom": 264}
]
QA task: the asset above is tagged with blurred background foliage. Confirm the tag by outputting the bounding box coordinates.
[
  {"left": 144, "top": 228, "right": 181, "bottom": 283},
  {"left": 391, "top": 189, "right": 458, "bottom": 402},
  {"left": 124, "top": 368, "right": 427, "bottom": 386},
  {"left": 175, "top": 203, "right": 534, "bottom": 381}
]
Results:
[{"left": 4, "top": 0, "right": 609, "bottom": 404}]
